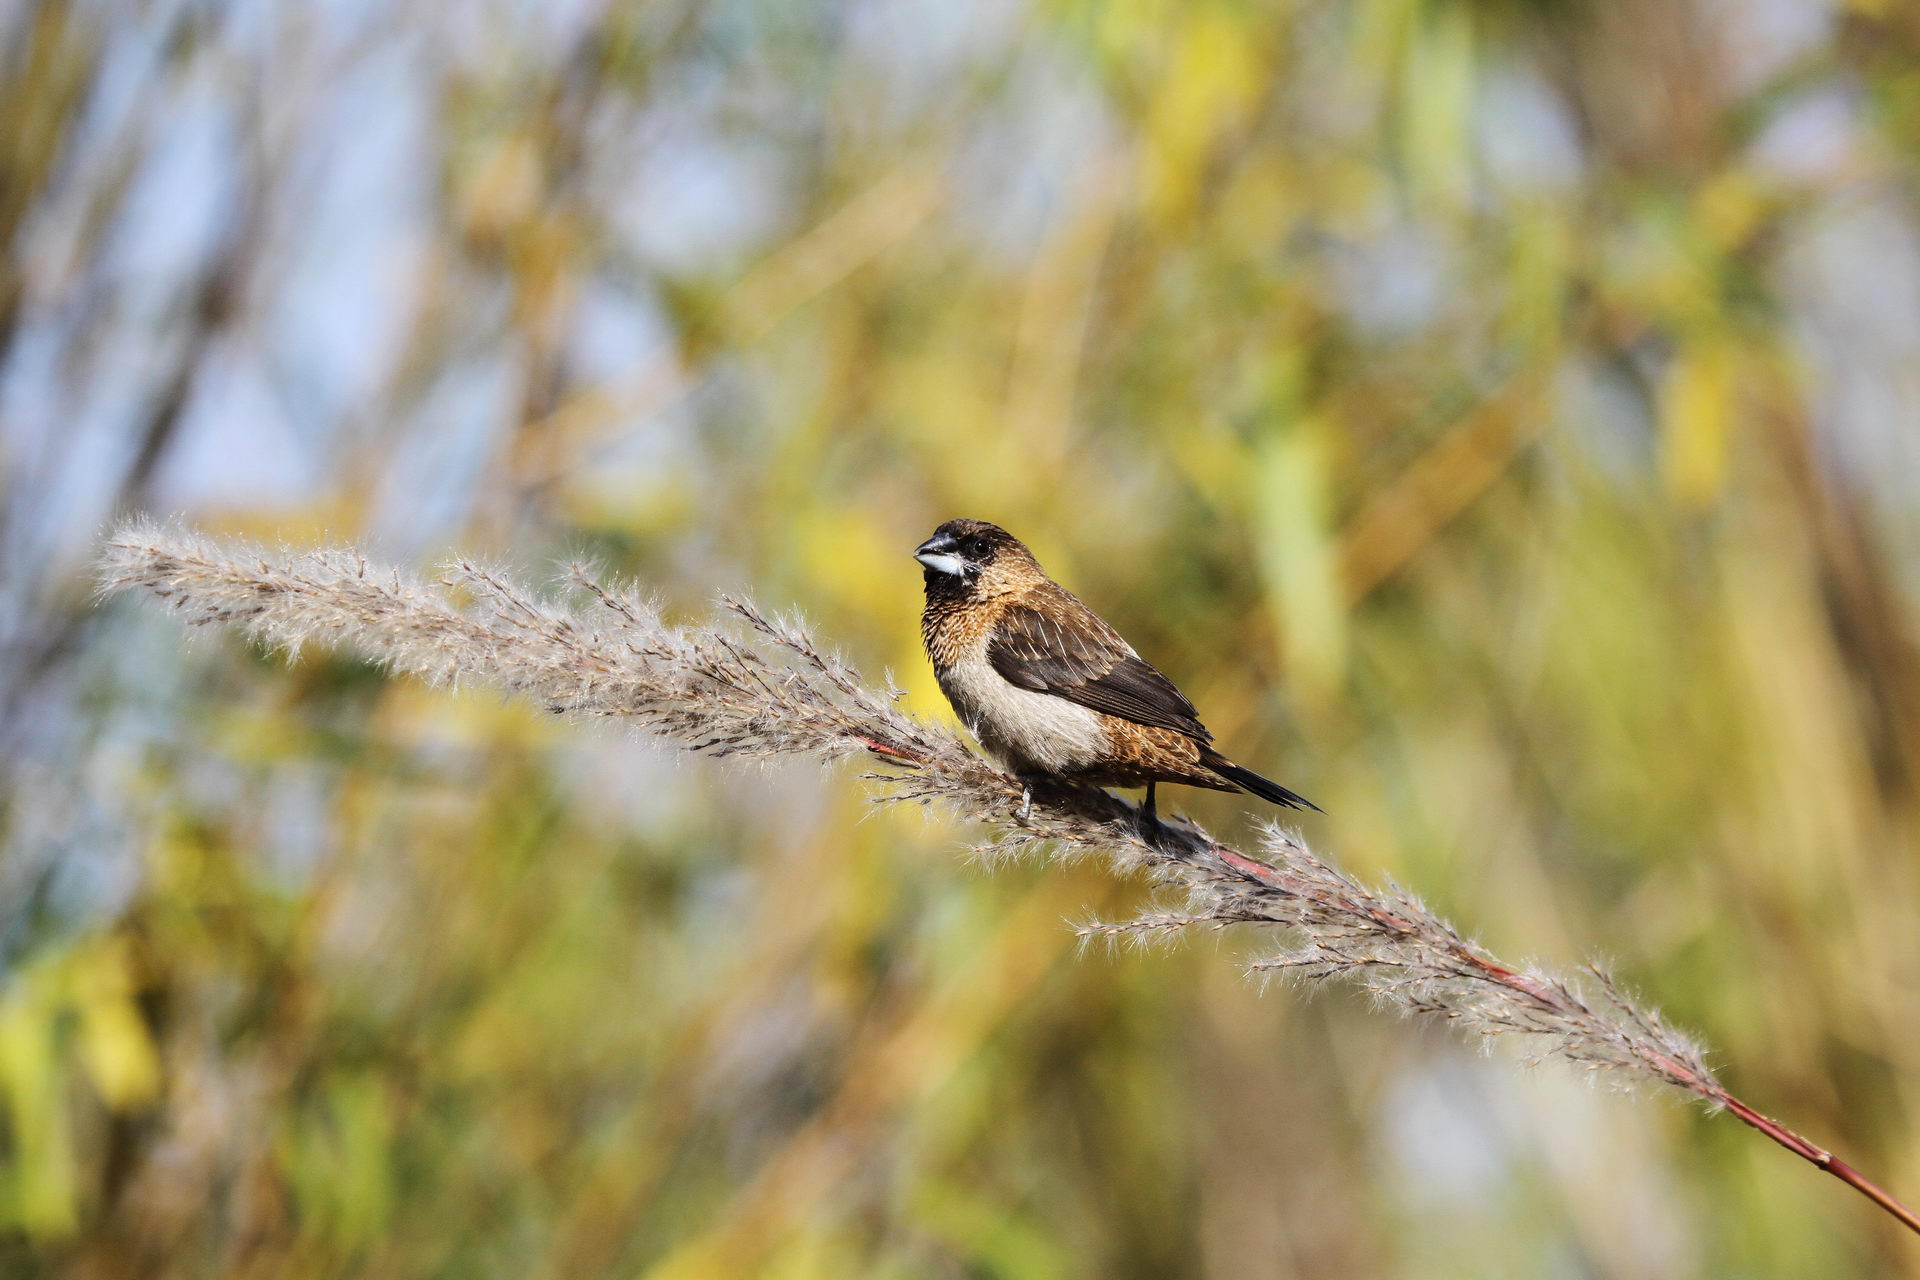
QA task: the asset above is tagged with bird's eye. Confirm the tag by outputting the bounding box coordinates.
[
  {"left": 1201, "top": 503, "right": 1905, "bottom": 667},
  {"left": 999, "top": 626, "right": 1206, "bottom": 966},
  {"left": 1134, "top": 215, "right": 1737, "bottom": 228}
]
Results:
[{"left": 964, "top": 536, "right": 987, "bottom": 556}]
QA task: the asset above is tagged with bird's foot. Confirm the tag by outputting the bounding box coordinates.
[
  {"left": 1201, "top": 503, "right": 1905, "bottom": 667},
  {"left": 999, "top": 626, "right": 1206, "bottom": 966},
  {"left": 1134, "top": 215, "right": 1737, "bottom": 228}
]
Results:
[
  {"left": 1017, "top": 785, "right": 1032, "bottom": 822},
  {"left": 1136, "top": 781, "right": 1161, "bottom": 842}
]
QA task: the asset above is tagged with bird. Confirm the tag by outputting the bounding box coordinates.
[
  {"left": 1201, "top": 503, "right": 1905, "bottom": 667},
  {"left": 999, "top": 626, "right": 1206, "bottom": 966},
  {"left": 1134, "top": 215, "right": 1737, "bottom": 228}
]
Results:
[{"left": 914, "top": 517, "right": 1318, "bottom": 824}]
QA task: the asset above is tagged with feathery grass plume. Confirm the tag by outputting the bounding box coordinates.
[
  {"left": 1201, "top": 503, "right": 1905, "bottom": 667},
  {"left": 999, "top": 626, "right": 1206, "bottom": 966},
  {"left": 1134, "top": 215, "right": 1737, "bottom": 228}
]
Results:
[{"left": 94, "top": 519, "right": 1920, "bottom": 1237}]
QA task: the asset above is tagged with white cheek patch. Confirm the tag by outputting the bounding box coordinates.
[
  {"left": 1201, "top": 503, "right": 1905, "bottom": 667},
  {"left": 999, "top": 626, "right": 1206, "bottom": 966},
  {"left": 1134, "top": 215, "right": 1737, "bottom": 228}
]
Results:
[{"left": 916, "top": 552, "right": 965, "bottom": 576}]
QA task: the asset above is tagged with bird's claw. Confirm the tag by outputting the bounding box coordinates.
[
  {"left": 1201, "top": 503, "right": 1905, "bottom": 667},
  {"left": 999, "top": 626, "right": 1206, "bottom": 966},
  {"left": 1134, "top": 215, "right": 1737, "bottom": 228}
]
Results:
[{"left": 1017, "top": 786, "right": 1032, "bottom": 822}]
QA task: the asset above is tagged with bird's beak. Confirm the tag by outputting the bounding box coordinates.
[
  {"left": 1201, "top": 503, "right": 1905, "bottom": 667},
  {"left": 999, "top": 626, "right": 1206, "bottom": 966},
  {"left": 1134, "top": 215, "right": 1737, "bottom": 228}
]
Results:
[{"left": 914, "top": 535, "right": 964, "bottom": 577}]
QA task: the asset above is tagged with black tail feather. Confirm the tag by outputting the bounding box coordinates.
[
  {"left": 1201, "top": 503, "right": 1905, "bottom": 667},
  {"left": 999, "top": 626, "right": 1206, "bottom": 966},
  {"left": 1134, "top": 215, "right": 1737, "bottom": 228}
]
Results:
[{"left": 1199, "top": 750, "right": 1322, "bottom": 813}]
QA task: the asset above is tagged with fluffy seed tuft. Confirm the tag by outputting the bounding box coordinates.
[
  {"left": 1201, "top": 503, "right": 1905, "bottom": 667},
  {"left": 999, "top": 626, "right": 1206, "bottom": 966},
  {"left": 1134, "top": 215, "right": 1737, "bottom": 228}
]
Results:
[{"left": 96, "top": 520, "right": 1715, "bottom": 1098}]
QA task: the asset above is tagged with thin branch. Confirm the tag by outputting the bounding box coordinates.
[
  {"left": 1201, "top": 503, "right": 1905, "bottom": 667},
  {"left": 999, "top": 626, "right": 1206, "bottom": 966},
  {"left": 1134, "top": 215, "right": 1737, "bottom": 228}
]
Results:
[{"left": 93, "top": 520, "right": 1920, "bottom": 1239}]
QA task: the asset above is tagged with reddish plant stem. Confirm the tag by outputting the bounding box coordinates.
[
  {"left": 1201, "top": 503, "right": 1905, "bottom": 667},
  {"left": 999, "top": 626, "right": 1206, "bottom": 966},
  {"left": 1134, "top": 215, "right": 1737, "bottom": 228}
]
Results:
[
  {"left": 854, "top": 735, "right": 929, "bottom": 763},
  {"left": 1211, "top": 841, "right": 1920, "bottom": 1239},
  {"left": 1709, "top": 1089, "right": 1920, "bottom": 1236}
]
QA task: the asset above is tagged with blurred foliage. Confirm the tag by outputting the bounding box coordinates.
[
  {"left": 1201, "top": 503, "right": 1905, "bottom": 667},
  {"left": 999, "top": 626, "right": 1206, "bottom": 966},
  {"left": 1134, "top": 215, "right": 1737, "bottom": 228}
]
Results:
[{"left": 4, "top": 0, "right": 1920, "bottom": 1275}]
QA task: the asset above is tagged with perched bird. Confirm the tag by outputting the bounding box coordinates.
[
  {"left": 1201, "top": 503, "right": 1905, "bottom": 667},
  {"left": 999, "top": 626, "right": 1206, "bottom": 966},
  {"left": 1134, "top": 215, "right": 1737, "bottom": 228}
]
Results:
[{"left": 914, "top": 518, "right": 1318, "bottom": 822}]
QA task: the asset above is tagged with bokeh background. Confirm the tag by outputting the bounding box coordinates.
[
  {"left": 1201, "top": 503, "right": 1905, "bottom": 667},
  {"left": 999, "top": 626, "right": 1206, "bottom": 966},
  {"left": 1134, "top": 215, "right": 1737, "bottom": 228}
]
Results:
[{"left": 5, "top": 0, "right": 1920, "bottom": 1275}]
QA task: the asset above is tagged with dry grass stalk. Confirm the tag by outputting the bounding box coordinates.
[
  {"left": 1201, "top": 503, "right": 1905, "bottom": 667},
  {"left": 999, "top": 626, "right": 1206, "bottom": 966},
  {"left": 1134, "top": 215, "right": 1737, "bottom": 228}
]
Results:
[{"left": 94, "top": 520, "right": 1920, "bottom": 1237}]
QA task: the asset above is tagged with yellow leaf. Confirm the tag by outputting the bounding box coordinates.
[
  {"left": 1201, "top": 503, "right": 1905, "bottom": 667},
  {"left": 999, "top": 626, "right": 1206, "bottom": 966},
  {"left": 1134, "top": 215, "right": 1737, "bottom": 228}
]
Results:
[
  {"left": 1661, "top": 339, "right": 1738, "bottom": 508},
  {"left": 1402, "top": 2, "right": 1475, "bottom": 211},
  {"left": 1142, "top": 10, "right": 1263, "bottom": 223},
  {"left": 0, "top": 984, "right": 77, "bottom": 1238},
  {"left": 1254, "top": 417, "right": 1348, "bottom": 690},
  {"left": 1696, "top": 171, "right": 1763, "bottom": 250},
  {"left": 73, "top": 938, "right": 161, "bottom": 1111}
]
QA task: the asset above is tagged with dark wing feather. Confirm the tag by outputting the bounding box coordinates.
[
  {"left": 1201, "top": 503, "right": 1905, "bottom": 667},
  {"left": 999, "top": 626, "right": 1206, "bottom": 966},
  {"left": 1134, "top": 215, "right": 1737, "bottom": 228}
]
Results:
[{"left": 988, "top": 593, "right": 1212, "bottom": 741}]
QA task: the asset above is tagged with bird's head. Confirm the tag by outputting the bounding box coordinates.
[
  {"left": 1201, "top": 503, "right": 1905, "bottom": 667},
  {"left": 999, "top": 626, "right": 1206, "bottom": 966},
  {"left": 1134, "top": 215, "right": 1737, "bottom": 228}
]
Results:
[{"left": 913, "top": 519, "right": 1034, "bottom": 596}]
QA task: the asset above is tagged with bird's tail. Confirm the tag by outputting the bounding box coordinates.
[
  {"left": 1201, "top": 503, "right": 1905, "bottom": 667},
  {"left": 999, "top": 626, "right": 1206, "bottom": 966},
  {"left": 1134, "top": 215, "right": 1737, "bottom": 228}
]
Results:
[{"left": 1199, "top": 749, "right": 1322, "bottom": 813}]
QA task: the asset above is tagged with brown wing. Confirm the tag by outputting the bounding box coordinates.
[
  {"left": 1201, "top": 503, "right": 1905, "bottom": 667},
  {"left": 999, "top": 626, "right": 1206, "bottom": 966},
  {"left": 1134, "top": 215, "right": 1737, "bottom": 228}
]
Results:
[{"left": 987, "top": 590, "right": 1212, "bottom": 741}]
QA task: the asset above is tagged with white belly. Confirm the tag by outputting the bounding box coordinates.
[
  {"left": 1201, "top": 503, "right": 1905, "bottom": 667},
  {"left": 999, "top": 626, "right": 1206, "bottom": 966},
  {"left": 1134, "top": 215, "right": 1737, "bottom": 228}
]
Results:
[{"left": 937, "top": 653, "right": 1108, "bottom": 774}]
